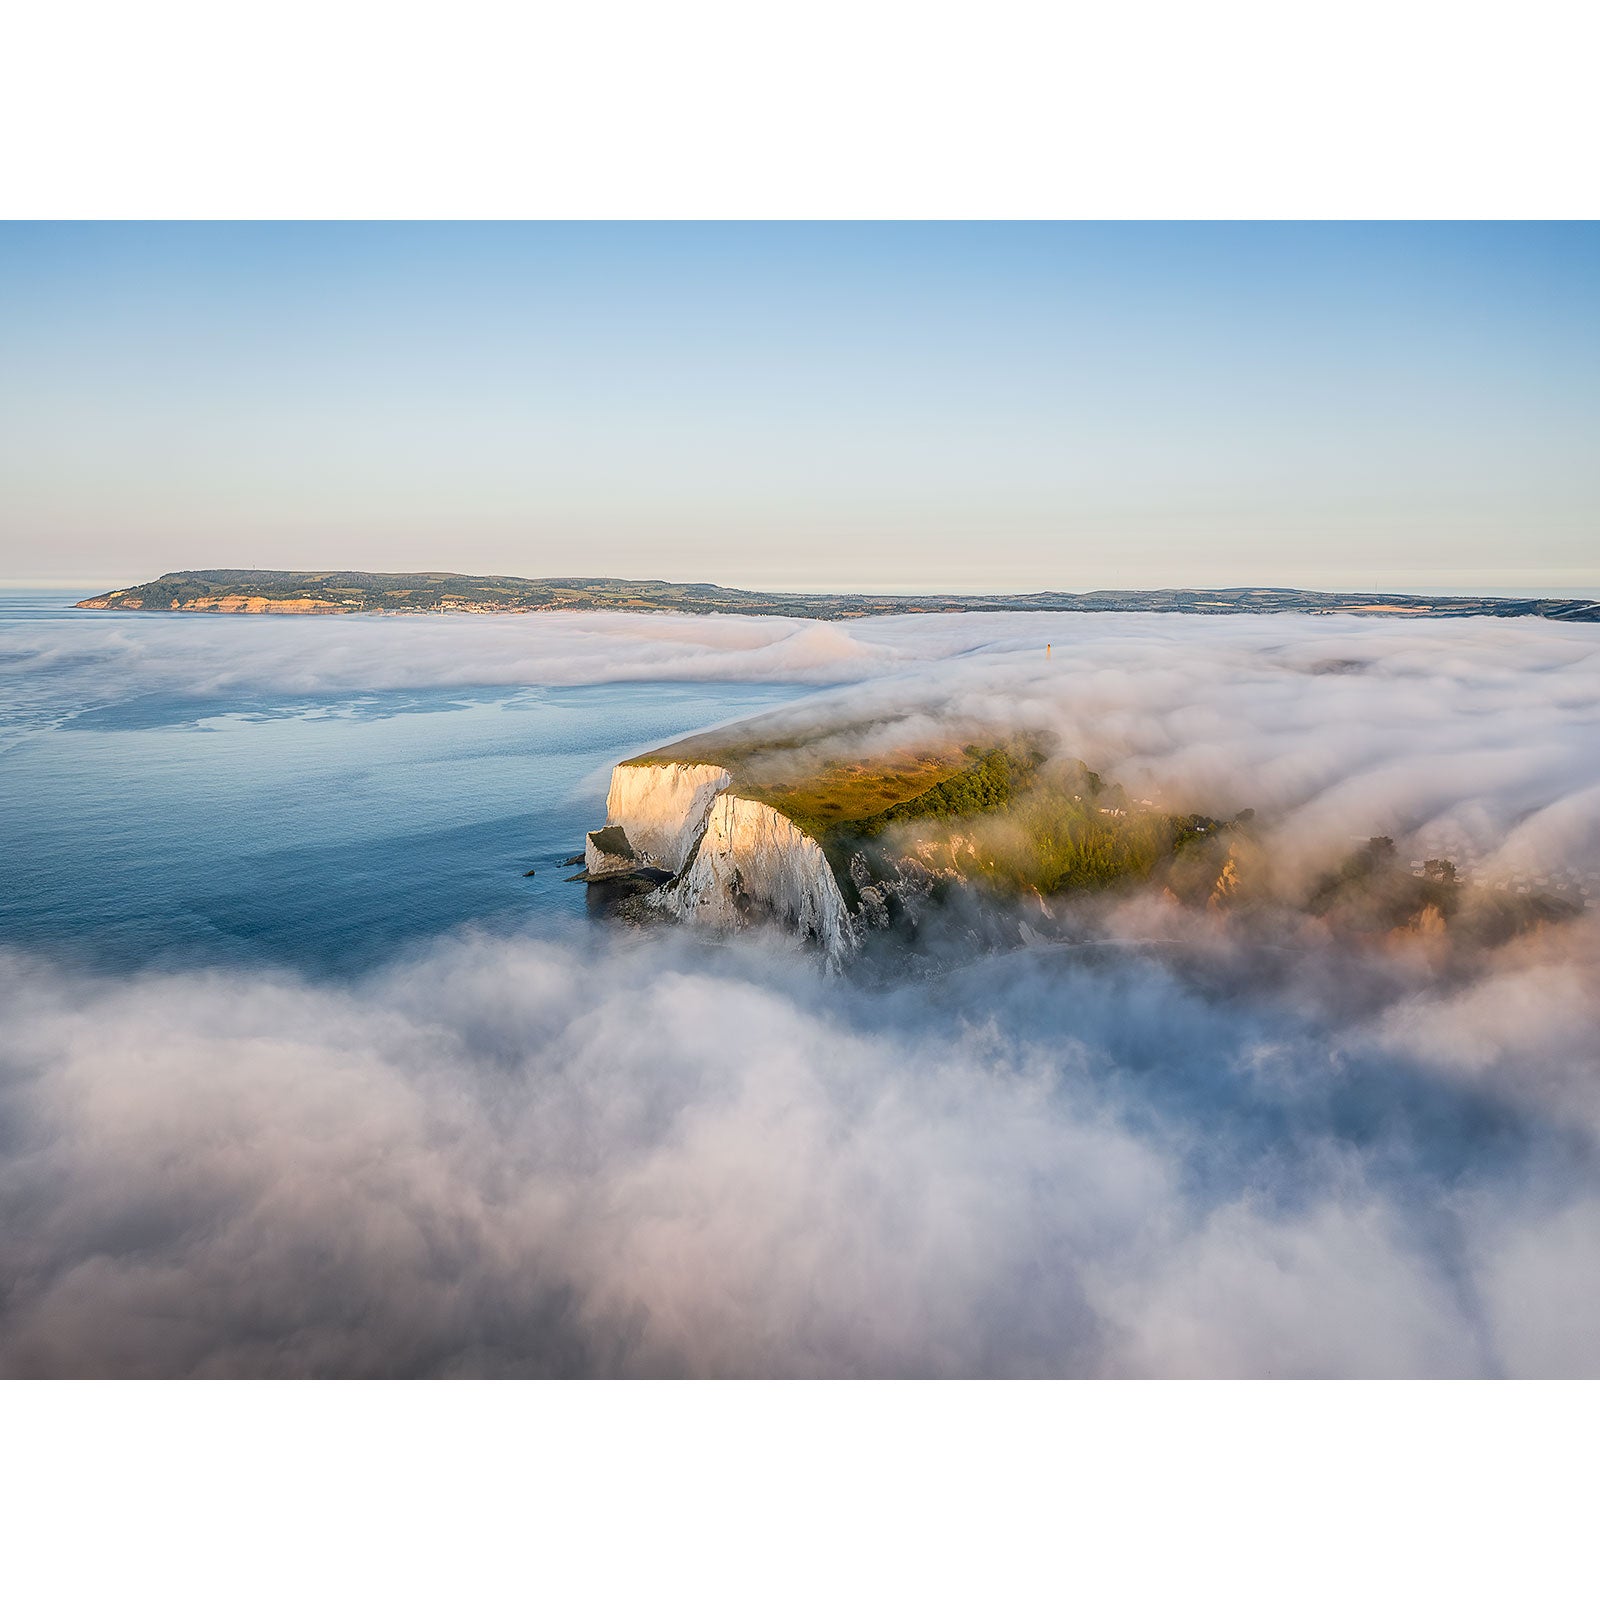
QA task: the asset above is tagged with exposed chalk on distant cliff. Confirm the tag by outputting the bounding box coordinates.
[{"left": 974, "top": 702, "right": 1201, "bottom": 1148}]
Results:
[
  {"left": 601, "top": 761, "right": 731, "bottom": 874},
  {"left": 656, "top": 793, "right": 855, "bottom": 964}
]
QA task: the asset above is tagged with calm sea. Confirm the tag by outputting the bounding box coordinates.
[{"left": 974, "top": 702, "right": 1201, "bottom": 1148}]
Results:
[{"left": 0, "top": 592, "right": 803, "bottom": 976}]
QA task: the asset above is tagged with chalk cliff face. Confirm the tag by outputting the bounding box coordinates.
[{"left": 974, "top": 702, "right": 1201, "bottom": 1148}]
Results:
[
  {"left": 589, "top": 759, "right": 855, "bottom": 963},
  {"left": 589, "top": 761, "right": 730, "bottom": 877},
  {"left": 658, "top": 793, "right": 855, "bottom": 963}
]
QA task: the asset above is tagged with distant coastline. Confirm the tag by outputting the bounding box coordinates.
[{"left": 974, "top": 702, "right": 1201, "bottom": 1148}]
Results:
[{"left": 75, "top": 569, "right": 1600, "bottom": 624}]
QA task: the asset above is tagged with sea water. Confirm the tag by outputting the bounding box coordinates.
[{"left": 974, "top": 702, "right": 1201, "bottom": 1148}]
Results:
[{"left": 0, "top": 592, "right": 804, "bottom": 976}]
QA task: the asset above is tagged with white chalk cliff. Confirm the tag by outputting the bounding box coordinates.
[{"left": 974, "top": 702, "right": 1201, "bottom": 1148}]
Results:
[
  {"left": 586, "top": 761, "right": 729, "bottom": 877},
  {"left": 660, "top": 792, "right": 855, "bottom": 960},
  {"left": 587, "top": 760, "right": 855, "bottom": 963}
]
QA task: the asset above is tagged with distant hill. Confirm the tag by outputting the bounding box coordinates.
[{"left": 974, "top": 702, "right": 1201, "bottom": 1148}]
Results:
[{"left": 75, "top": 569, "right": 1600, "bottom": 623}]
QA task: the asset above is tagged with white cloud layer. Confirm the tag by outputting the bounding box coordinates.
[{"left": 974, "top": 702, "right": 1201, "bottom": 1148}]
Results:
[
  {"left": 1, "top": 912, "right": 1596, "bottom": 1377},
  {"left": 2, "top": 610, "right": 1597, "bottom": 1374}
]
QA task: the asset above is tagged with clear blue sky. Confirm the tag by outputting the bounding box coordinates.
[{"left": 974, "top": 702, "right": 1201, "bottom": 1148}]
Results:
[{"left": 2, "top": 222, "right": 1596, "bottom": 592}]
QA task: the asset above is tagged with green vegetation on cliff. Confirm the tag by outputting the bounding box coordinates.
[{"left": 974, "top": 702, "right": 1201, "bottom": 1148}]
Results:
[
  {"left": 856, "top": 746, "right": 1031, "bottom": 836},
  {"left": 632, "top": 715, "right": 1216, "bottom": 902},
  {"left": 840, "top": 749, "right": 1225, "bottom": 896},
  {"left": 625, "top": 707, "right": 1577, "bottom": 944}
]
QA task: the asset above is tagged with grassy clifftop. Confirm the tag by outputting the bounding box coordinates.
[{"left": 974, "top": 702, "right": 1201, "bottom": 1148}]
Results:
[
  {"left": 630, "top": 721, "right": 976, "bottom": 834},
  {"left": 627, "top": 717, "right": 1211, "bottom": 900}
]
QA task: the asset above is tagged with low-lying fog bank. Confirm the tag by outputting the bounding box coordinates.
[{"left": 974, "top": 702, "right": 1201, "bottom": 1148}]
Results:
[
  {"left": 8, "top": 611, "right": 1598, "bottom": 883},
  {"left": 1, "top": 908, "right": 1595, "bottom": 1377},
  {"left": 2, "top": 610, "right": 1595, "bottom": 1375}
]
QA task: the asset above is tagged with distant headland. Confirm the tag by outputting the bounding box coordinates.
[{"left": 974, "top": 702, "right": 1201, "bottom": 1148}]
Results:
[{"left": 75, "top": 570, "right": 1600, "bottom": 623}]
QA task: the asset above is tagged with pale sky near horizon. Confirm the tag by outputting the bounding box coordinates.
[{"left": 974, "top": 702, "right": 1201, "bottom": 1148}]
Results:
[{"left": 2, "top": 222, "right": 1596, "bottom": 594}]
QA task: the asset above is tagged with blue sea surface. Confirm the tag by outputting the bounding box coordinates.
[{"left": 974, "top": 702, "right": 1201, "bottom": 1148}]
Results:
[{"left": 0, "top": 592, "right": 805, "bottom": 976}]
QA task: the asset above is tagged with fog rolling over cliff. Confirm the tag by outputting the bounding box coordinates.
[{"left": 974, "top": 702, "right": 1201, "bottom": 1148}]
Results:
[
  {"left": 1, "top": 610, "right": 1598, "bottom": 1375},
  {"left": 575, "top": 611, "right": 1600, "bottom": 963}
]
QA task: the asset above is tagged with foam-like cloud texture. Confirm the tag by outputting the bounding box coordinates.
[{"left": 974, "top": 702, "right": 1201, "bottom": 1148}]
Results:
[
  {"left": 2, "top": 611, "right": 1597, "bottom": 1374},
  {"left": 2, "top": 914, "right": 1596, "bottom": 1377}
]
